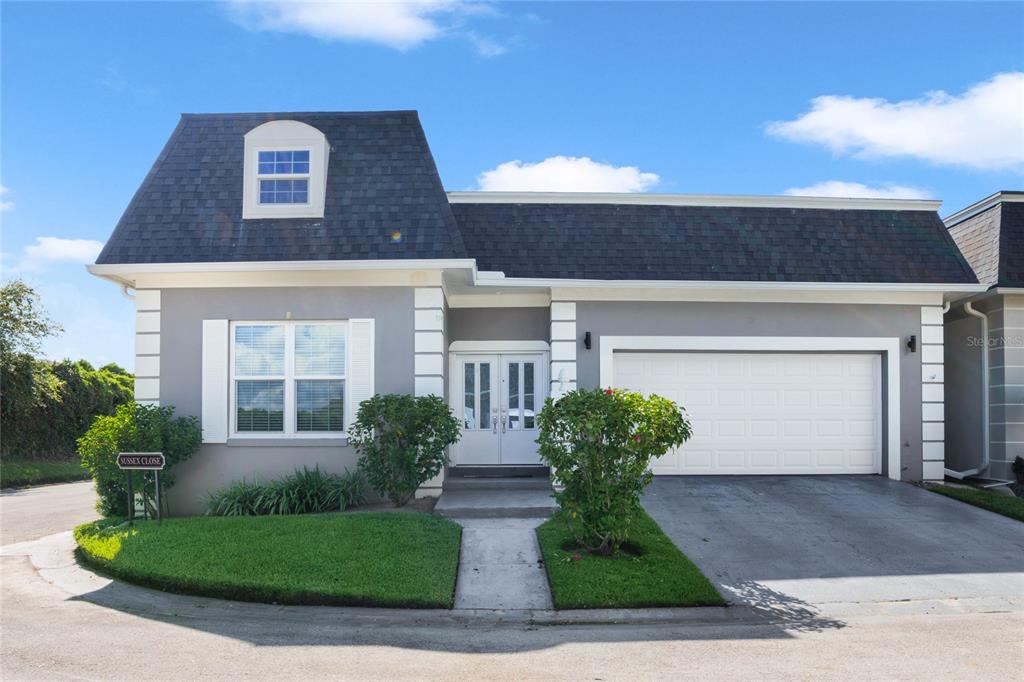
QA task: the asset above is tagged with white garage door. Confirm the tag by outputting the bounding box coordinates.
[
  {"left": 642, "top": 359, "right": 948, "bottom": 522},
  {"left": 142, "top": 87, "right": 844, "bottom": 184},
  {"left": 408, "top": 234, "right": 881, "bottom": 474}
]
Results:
[{"left": 613, "top": 352, "right": 882, "bottom": 475}]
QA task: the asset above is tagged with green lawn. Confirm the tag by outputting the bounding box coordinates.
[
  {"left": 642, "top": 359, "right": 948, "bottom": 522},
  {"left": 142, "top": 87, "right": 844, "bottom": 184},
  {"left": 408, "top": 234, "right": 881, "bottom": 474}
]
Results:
[
  {"left": 75, "top": 512, "right": 463, "bottom": 608},
  {"left": 927, "top": 484, "right": 1024, "bottom": 523},
  {"left": 1, "top": 457, "right": 90, "bottom": 488},
  {"left": 536, "top": 510, "right": 726, "bottom": 609}
]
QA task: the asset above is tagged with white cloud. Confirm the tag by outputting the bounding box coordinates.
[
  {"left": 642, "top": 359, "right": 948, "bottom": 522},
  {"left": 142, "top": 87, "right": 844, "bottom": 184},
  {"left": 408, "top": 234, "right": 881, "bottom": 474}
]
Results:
[
  {"left": 767, "top": 72, "right": 1024, "bottom": 171},
  {"left": 11, "top": 237, "right": 104, "bottom": 274},
  {"left": 783, "top": 181, "right": 934, "bottom": 200},
  {"left": 475, "top": 156, "right": 661, "bottom": 192},
  {"left": 226, "top": 0, "right": 508, "bottom": 55},
  {"left": 0, "top": 185, "right": 13, "bottom": 212}
]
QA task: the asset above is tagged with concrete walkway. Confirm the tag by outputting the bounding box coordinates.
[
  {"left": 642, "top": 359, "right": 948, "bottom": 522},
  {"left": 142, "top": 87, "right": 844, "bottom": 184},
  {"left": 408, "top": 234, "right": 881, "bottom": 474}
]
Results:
[{"left": 453, "top": 517, "right": 553, "bottom": 610}]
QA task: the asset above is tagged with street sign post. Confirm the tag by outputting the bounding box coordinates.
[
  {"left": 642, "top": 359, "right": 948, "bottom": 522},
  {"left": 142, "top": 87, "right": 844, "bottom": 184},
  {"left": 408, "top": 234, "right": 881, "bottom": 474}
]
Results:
[{"left": 117, "top": 453, "right": 166, "bottom": 523}]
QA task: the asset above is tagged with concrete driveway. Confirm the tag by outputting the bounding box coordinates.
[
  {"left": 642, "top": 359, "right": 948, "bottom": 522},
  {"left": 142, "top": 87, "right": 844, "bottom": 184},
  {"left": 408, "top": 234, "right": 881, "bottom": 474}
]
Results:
[{"left": 643, "top": 476, "right": 1024, "bottom": 607}]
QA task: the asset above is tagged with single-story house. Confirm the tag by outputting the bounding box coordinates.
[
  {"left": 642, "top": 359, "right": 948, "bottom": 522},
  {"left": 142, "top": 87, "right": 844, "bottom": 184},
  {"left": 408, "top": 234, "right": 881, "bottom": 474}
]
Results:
[
  {"left": 88, "top": 111, "right": 986, "bottom": 515},
  {"left": 943, "top": 191, "right": 1024, "bottom": 482}
]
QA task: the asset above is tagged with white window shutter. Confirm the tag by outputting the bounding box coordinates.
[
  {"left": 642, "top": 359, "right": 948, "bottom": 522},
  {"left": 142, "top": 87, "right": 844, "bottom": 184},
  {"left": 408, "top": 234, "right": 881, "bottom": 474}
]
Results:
[
  {"left": 201, "top": 320, "right": 229, "bottom": 443},
  {"left": 347, "top": 319, "right": 375, "bottom": 429}
]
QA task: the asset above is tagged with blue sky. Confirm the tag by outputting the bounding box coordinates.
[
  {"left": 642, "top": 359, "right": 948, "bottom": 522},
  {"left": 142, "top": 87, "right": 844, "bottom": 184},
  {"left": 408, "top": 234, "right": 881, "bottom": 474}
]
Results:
[{"left": 2, "top": 1, "right": 1022, "bottom": 369}]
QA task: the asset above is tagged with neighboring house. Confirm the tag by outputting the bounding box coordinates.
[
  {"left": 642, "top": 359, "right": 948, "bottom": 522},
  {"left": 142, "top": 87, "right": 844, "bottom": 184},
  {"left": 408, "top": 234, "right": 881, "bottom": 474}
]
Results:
[
  {"left": 87, "top": 111, "right": 984, "bottom": 515},
  {"left": 943, "top": 191, "right": 1024, "bottom": 482}
]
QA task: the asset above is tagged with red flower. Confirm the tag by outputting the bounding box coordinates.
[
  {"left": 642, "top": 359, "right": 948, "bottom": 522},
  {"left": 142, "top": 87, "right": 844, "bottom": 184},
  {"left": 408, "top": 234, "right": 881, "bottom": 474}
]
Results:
[
  {"left": 633, "top": 434, "right": 642, "bottom": 442},
  {"left": 604, "top": 388, "right": 614, "bottom": 395},
  {"left": 571, "top": 553, "right": 581, "bottom": 562}
]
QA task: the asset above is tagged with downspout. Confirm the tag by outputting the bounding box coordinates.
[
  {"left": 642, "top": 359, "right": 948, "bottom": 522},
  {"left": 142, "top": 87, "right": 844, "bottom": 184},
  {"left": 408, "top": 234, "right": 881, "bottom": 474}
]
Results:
[
  {"left": 945, "top": 301, "right": 989, "bottom": 479},
  {"left": 120, "top": 283, "right": 136, "bottom": 301}
]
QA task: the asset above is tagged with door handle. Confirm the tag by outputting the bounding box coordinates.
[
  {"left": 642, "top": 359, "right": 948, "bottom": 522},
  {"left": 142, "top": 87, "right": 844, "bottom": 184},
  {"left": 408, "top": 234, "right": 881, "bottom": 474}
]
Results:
[
  {"left": 500, "top": 415, "right": 507, "bottom": 433},
  {"left": 492, "top": 416, "right": 498, "bottom": 433}
]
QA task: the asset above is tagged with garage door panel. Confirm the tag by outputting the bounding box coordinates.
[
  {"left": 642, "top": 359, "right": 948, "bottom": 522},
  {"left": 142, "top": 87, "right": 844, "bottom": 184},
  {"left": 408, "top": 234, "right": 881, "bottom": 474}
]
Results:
[{"left": 616, "top": 352, "right": 882, "bottom": 475}]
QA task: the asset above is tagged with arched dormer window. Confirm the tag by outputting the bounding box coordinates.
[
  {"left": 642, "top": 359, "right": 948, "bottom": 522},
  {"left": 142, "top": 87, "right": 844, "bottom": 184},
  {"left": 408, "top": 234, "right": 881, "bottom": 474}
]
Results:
[{"left": 242, "top": 120, "right": 330, "bottom": 220}]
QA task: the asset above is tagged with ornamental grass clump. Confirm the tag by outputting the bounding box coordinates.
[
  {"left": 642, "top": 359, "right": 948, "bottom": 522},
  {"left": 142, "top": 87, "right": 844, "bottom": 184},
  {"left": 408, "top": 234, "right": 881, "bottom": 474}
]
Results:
[
  {"left": 537, "top": 388, "right": 691, "bottom": 555},
  {"left": 206, "top": 467, "right": 365, "bottom": 516}
]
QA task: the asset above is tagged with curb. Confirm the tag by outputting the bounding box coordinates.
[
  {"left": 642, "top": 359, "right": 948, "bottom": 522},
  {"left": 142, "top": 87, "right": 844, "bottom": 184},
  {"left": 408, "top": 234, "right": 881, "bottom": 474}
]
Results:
[{"left": 4, "top": 532, "right": 1022, "bottom": 629}]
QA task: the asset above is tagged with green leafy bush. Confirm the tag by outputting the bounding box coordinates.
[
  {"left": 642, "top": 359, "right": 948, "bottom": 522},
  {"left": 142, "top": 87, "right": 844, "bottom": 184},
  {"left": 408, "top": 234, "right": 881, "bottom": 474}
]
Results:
[
  {"left": 1, "top": 356, "right": 133, "bottom": 458},
  {"left": 536, "top": 388, "right": 691, "bottom": 555},
  {"left": 349, "top": 394, "right": 461, "bottom": 507},
  {"left": 206, "top": 467, "right": 366, "bottom": 516},
  {"left": 77, "top": 402, "right": 201, "bottom": 517}
]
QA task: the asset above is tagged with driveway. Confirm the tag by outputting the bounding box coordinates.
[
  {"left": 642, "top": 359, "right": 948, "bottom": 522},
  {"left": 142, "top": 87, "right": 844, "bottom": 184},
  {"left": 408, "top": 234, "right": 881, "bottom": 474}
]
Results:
[
  {"left": 0, "top": 481, "right": 98, "bottom": 545},
  {"left": 643, "top": 476, "right": 1024, "bottom": 607}
]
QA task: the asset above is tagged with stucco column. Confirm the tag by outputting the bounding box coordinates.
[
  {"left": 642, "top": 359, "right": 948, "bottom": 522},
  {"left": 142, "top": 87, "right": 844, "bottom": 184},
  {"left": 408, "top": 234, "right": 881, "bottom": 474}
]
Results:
[
  {"left": 414, "top": 287, "right": 446, "bottom": 498},
  {"left": 921, "top": 305, "right": 945, "bottom": 480}
]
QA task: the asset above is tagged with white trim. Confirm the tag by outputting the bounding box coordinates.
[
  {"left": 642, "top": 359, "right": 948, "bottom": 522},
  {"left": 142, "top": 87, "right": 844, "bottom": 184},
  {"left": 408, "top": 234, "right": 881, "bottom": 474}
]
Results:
[
  {"left": 201, "top": 320, "right": 229, "bottom": 443},
  {"left": 135, "top": 377, "right": 159, "bottom": 402},
  {"left": 551, "top": 321, "right": 577, "bottom": 341},
  {"left": 550, "top": 302, "right": 577, "bottom": 320},
  {"left": 448, "top": 340, "right": 551, "bottom": 353},
  {"left": 242, "top": 120, "right": 330, "bottom": 220},
  {"left": 943, "top": 191, "right": 1024, "bottom": 227},
  {"left": 414, "top": 287, "right": 445, "bottom": 309},
  {"left": 599, "top": 335, "right": 902, "bottom": 480},
  {"left": 447, "top": 293, "right": 551, "bottom": 308},
  {"left": 447, "top": 190, "right": 943, "bottom": 212},
  {"left": 229, "top": 320, "right": 350, "bottom": 440},
  {"left": 135, "top": 289, "right": 161, "bottom": 311}
]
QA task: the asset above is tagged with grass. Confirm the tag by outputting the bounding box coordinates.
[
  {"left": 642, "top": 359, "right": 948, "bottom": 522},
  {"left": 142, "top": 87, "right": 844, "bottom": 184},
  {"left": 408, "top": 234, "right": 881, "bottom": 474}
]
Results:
[
  {"left": 1, "top": 457, "right": 90, "bottom": 488},
  {"left": 927, "top": 484, "right": 1024, "bottom": 523},
  {"left": 74, "top": 512, "right": 463, "bottom": 608},
  {"left": 536, "top": 510, "right": 726, "bottom": 609}
]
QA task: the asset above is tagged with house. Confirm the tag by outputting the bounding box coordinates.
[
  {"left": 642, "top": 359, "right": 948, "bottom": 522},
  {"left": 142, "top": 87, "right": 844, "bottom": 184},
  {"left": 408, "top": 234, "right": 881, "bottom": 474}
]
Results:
[
  {"left": 88, "top": 111, "right": 985, "bottom": 515},
  {"left": 943, "top": 191, "right": 1024, "bottom": 482}
]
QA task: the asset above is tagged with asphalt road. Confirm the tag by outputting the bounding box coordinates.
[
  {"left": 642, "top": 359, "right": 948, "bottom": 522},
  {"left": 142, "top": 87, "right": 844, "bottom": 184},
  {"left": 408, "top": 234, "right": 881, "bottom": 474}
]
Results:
[
  {"left": 2, "top": 551, "right": 1020, "bottom": 681},
  {"left": 1, "top": 480, "right": 1021, "bottom": 680},
  {"left": 0, "top": 481, "right": 98, "bottom": 545}
]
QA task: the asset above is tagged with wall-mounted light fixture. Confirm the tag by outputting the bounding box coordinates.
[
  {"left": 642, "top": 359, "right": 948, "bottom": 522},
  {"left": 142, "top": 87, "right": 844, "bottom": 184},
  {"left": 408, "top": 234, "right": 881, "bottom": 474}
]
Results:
[
  {"left": 584, "top": 331, "right": 592, "bottom": 350},
  {"left": 907, "top": 335, "right": 917, "bottom": 353}
]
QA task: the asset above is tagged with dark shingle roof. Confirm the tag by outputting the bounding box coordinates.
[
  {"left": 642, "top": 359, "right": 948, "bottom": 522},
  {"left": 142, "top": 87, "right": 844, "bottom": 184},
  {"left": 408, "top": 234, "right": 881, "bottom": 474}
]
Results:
[
  {"left": 998, "top": 201, "right": 1024, "bottom": 287},
  {"left": 945, "top": 192, "right": 1024, "bottom": 288},
  {"left": 95, "top": 111, "right": 466, "bottom": 264},
  {"left": 451, "top": 202, "right": 978, "bottom": 283}
]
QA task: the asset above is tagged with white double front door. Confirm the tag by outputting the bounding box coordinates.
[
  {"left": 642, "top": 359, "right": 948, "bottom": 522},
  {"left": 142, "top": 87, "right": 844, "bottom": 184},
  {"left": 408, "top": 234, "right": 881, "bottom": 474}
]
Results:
[{"left": 451, "top": 353, "right": 547, "bottom": 466}]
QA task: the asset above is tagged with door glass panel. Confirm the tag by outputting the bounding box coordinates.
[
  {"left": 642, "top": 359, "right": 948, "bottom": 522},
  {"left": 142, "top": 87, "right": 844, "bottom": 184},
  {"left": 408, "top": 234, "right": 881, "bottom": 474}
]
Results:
[
  {"left": 463, "top": 363, "right": 475, "bottom": 429},
  {"left": 524, "top": 362, "right": 535, "bottom": 429},
  {"left": 479, "top": 362, "right": 491, "bottom": 430},
  {"left": 508, "top": 362, "right": 521, "bottom": 430}
]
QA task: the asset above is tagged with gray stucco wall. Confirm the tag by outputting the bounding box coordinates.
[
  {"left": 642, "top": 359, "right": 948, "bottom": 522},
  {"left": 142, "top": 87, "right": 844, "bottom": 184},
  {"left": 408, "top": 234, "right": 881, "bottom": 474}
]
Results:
[
  {"left": 944, "top": 310, "right": 983, "bottom": 472},
  {"left": 160, "top": 287, "right": 415, "bottom": 515},
  {"left": 574, "top": 301, "right": 925, "bottom": 480},
  {"left": 947, "top": 293, "right": 1024, "bottom": 480},
  {"left": 447, "top": 307, "right": 550, "bottom": 342}
]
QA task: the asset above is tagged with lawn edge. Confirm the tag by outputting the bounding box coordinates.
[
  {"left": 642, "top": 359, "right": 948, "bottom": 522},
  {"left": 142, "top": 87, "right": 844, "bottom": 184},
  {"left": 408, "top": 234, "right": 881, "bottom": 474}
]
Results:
[
  {"left": 535, "top": 510, "right": 726, "bottom": 610},
  {"left": 925, "top": 484, "right": 1024, "bottom": 523},
  {"left": 74, "top": 513, "right": 462, "bottom": 610}
]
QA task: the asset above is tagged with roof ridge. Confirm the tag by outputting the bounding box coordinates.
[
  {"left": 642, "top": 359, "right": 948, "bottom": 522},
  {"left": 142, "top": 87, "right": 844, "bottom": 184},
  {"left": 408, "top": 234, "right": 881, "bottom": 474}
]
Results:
[{"left": 179, "top": 110, "right": 419, "bottom": 119}]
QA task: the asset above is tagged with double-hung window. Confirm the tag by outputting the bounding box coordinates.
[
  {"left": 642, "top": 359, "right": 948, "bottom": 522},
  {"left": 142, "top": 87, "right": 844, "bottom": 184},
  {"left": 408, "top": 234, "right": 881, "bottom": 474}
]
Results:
[
  {"left": 257, "top": 150, "right": 310, "bottom": 205},
  {"left": 231, "top": 321, "right": 347, "bottom": 437}
]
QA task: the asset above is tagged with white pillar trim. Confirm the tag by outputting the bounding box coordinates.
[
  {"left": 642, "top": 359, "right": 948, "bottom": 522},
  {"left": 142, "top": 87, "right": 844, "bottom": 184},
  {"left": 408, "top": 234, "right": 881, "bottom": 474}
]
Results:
[
  {"left": 134, "top": 289, "right": 161, "bottom": 405},
  {"left": 920, "top": 305, "right": 945, "bottom": 481},
  {"left": 414, "top": 287, "right": 446, "bottom": 498}
]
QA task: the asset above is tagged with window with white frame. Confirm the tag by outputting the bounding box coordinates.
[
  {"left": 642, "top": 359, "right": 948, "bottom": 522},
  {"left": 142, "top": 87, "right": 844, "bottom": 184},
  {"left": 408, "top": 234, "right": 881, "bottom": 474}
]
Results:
[
  {"left": 231, "top": 321, "right": 347, "bottom": 436},
  {"left": 257, "top": 150, "right": 310, "bottom": 205}
]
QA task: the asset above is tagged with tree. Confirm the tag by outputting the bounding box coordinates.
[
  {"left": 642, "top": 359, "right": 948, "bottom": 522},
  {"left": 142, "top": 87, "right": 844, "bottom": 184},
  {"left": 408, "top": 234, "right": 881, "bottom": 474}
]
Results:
[{"left": 0, "top": 279, "right": 62, "bottom": 359}]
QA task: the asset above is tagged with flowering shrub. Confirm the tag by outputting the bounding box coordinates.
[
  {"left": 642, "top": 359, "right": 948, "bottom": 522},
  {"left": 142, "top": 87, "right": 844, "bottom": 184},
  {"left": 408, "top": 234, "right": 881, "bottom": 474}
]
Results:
[{"left": 536, "top": 388, "right": 691, "bottom": 555}]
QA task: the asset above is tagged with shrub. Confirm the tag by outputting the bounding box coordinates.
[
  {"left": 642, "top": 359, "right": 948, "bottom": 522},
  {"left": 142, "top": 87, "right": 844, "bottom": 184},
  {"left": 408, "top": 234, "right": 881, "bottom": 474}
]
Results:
[
  {"left": 206, "top": 467, "right": 366, "bottom": 516},
  {"left": 349, "top": 394, "right": 461, "bottom": 507},
  {"left": 1013, "top": 456, "right": 1024, "bottom": 485},
  {"left": 1, "top": 356, "right": 133, "bottom": 459},
  {"left": 77, "top": 402, "right": 201, "bottom": 517},
  {"left": 536, "top": 388, "right": 691, "bottom": 555}
]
